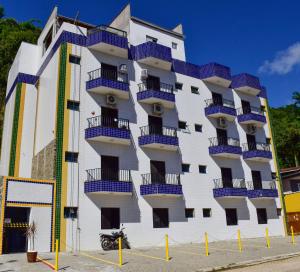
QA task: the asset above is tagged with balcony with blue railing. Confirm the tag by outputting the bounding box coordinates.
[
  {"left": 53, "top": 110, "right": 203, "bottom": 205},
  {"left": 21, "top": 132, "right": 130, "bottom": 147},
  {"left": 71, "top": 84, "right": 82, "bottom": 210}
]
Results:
[
  {"left": 237, "top": 106, "right": 266, "bottom": 127},
  {"left": 137, "top": 82, "right": 175, "bottom": 108},
  {"left": 138, "top": 125, "right": 178, "bottom": 151},
  {"left": 87, "top": 25, "right": 128, "bottom": 58},
  {"left": 131, "top": 41, "right": 172, "bottom": 70},
  {"left": 242, "top": 142, "right": 272, "bottom": 162},
  {"left": 86, "top": 68, "right": 129, "bottom": 99},
  {"left": 247, "top": 180, "right": 278, "bottom": 199},
  {"left": 84, "top": 168, "right": 132, "bottom": 195},
  {"left": 209, "top": 137, "right": 242, "bottom": 159},
  {"left": 213, "top": 178, "right": 248, "bottom": 198},
  {"left": 231, "top": 73, "right": 263, "bottom": 96},
  {"left": 140, "top": 173, "right": 182, "bottom": 197},
  {"left": 199, "top": 63, "right": 232, "bottom": 88},
  {"left": 204, "top": 98, "right": 236, "bottom": 121},
  {"left": 85, "top": 115, "right": 131, "bottom": 145}
]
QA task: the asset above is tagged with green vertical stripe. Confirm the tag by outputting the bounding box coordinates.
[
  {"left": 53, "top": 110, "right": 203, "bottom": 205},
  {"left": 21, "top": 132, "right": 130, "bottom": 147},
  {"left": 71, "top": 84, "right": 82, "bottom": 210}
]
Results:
[
  {"left": 55, "top": 43, "right": 67, "bottom": 246},
  {"left": 9, "top": 83, "right": 22, "bottom": 176}
]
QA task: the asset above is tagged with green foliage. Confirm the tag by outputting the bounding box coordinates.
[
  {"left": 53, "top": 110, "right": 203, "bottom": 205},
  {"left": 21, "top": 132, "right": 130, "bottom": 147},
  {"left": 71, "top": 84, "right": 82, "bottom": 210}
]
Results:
[{"left": 0, "top": 6, "right": 41, "bottom": 152}]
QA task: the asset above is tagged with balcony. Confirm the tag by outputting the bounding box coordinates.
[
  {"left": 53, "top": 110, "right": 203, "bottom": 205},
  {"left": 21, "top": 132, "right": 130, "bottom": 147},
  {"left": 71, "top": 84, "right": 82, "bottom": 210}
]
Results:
[
  {"left": 140, "top": 173, "right": 182, "bottom": 197},
  {"left": 209, "top": 137, "right": 242, "bottom": 159},
  {"left": 137, "top": 82, "right": 175, "bottom": 108},
  {"left": 85, "top": 115, "right": 131, "bottom": 145},
  {"left": 199, "top": 63, "right": 232, "bottom": 88},
  {"left": 204, "top": 98, "right": 236, "bottom": 121},
  {"left": 231, "top": 73, "right": 263, "bottom": 96},
  {"left": 237, "top": 106, "right": 266, "bottom": 127},
  {"left": 247, "top": 181, "right": 278, "bottom": 199},
  {"left": 86, "top": 68, "right": 129, "bottom": 99},
  {"left": 87, "top": 25, "right": 128, "bottom": 58},
  {"left": 131, "top": 41, "right": 172, "bottom": 70},
  {"left": 84, "top": 168, "right": 132, "bottom": 195},
  {"left": 138, "top": 125, "right": 178, "bottom": 151},
  {"left": 242, "top": 143, "right": 272, "bottom": 162},
  {"left": 213, "top": 178, "right": 248, "bottom": 198}
]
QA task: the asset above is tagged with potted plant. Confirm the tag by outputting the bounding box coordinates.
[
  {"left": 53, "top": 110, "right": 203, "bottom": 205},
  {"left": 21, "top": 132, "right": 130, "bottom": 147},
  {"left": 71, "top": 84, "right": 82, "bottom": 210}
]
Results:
[{"left": 25, "top": 221, "right": 37, "bottom": 262}]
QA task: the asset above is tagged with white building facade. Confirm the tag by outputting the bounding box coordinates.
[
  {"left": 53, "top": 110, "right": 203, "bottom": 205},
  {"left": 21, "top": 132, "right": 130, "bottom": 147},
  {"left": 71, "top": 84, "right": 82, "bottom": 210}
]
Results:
[{"left": 0, "top": 4, "right": 286, "bottom": 253}]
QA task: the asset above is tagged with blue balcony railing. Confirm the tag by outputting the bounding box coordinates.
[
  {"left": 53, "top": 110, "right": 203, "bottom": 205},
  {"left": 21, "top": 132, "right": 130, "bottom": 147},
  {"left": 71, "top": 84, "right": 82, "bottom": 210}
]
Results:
[
  {"left": 204, "top": 98, "right": 236, "bottom": 120},
  {"left": 242, "top": 142, "right": 272, "bottom": 161},
  {"left": 199, "top": 63, "right": 232, "bottom": 87},
  {"left": 247, "top": 180, "right": 278, "bottom": 198},
  {"left": 231, "top": 73, "right": 263, "bottom": 95},
  {"left": 237, "top": 106, "right": 266, "bottom": 125},
  {"left": 213, "top": 178, "right": 248, "bottom": 198},
  {"left": 209, "top": 137, "right": 242, "bottom": 158}
]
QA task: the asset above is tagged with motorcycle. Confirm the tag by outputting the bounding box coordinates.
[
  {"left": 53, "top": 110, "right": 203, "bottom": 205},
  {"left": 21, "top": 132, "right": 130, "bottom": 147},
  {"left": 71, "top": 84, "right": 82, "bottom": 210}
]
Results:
[{"left": 99, "top": 228, "right": 130, "bottom": 251}]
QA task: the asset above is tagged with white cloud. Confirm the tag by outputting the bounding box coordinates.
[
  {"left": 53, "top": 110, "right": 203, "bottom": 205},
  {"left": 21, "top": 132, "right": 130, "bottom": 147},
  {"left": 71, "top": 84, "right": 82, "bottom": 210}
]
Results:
[{"left": 258, "top": 42, "right": 300, "bottom": 75}]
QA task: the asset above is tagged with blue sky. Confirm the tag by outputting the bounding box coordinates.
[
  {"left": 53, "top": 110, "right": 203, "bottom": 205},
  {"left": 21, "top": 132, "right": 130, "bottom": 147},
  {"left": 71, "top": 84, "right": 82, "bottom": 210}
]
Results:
[{"left": 2, "top": 0, "right": 300, "bottom": 107}]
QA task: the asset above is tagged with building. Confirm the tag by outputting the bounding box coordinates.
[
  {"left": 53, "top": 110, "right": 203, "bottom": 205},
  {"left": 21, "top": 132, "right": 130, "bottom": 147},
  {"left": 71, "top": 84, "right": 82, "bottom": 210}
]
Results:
[
  {"left": 0, "top": 4, "right": 285, "bottom": 253},
  {"left": 281, "top": 167, "right": 300, "bottom": 233}
]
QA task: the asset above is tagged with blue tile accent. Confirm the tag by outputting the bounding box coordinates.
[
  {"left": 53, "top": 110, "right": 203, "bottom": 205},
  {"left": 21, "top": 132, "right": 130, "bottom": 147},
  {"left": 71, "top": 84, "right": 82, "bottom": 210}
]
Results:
[
  {"left": 258, "top": 86, "right": 268, "bottom": 98},
  {"left": 87, "top": 30, "right": 128, "bottom": 50},
  {"left": 199, "top": 63, "right": 231, "bottom": 81},
  {"left": 139, "top": 135, "right": 179, "bottom": 147},
  {"left": 205, "top": 105, "right": 236, "bottom": 117},
  {"left": 84, "top": 180, "right": 132, "bottom": 194},
  {"left": 85, "top": 126, "right": 130, "bottom": 140},
  {"left": 237, "top": 113, "right": 266, "bottom": 124},
  {"left": 140, "top": 184, "right": 183, "bottom": 196},
  {"left": 137, "top": 90, "right": 175, "bottom": 103},
  {"left": 131, "top": 42, "right": 172, "bottom": 63},
  {"left": 172, "top": 59, "right": 202, "bottom": 79},
  {"left": 86, "top": 77, "right": 129, "bottom": 92},
  {"left": 209, "top": 145, "right": 242, "bottom": 156},
  {"left": 243, "top": 150, "right": 272, "bottom": 160},
  {"left": 247, "top": 189, "right": 278, "bottom": 198},
  {"left": 231, "top": 73, "right": 263, "bottom": 91},
  {"left": 213, "top": 188, "right": 248, "bottom": 198}
]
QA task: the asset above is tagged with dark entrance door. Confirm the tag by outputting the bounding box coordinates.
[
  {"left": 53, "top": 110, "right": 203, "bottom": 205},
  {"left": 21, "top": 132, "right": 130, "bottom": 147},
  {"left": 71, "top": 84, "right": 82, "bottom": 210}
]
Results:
[
  {"left": 221, "top": 167, "right": 233, "bottom": 188},
  {"left": 217, "top": 128, "right": 228, "bottom": 146},
  {"left": 101, "top": 155, "right": 119, "bottom": 181},
  {"left": 101, "top": 107, "right": 118, "bottom": 128},
  {"left": 150, "top": 160, "right": 166, "bottom": 184},
  {"left": 3, "top": 207, "right": 30, "bottom": 254},
  {"left": 146, "top": 75, "right": 160, "bottom": 90},
  {"left": 252, "top": 170, "right": 262, "bottom": 189},
  {"left": 247, "top": 134, "right": 256, "bottom": 151},
  {"left": 241, "top": 100, "right": 251, "bottom": 114},
  {"left": 148, "top": 115, "right": 163, "bottom": 135},
  {"left": 101, "top": 63, "right": 117, "bottom": 81},
  {"left": 212, "top": 92, "right": 223, "bottom": 105}
]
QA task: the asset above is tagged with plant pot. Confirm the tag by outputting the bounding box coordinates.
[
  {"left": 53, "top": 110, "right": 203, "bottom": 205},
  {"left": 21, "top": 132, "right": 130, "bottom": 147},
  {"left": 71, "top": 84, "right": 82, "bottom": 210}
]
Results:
[{"left": 27, "top": 251, "right": 37, "bottom": 263}]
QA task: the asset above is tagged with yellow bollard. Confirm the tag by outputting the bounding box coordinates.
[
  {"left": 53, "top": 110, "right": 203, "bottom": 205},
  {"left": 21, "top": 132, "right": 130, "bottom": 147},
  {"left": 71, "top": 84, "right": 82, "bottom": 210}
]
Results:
[
  {"left": 237, "top": 229, "right": 242, "bottom": 252},
  {"left": 265, "top": 228, "right": 270, "bottom": 248},
  {"left": 55, "top": 239, "right": 59, "bottom": 271},
  {"left": 291, "top": 226, "right": 295, "bottom": 245},
  {"left": 165, "top": 234, "right": 169, "bottom": 262},
  {"left": 118, "top": 237, "right": 122, "bottom": 267},
  {"left": 205, "top": 232, "right": 209, "bottom": 256}
]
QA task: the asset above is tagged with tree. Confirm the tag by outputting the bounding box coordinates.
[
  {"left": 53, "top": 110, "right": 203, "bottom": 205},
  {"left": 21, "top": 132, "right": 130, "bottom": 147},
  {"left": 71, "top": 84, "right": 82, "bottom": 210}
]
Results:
[{"left": 293, "top": 91, "right": 300, "bottom": 106}]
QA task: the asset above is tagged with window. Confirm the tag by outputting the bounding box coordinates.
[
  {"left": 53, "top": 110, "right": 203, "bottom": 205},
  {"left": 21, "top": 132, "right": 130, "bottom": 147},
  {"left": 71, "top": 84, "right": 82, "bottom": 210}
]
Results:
[
  {"left": 172, "top": 42, "right": 178, "bottom": 49},
  {"left": 43, "top": 26, "right": 53, "bottom": 54},
  {"left": 69, "top": 54, "right": 81, "bottom": 65},
  {"left": 261, "top": 105, "right": 266, "bottom": 112},
  {"left": 178, "top": 121, "right": 187, "bottom": 130},
  {"left": 64, "top": 207, "right": 78, "bottom": 219},
  {"left": 65, "top": 152, "right": 78, "bottom": 163},
  {"left": 191, "top": 86, "right": 199, "bottom": 94},
  {"left": 182, "top": 163, "right": 190, "bottom": 173},
  {"left": 195, "top": 124, "right": 202, "bottom": 132},
  {"left": 67, "top": 100, "right": 80, "bottom": 111},
  {"left": 146, "top": 35, "right": 158, "bottom": 43},
  {"left": 290, "top": 180, "right": 300, "bottom": 192},
  {"left": 203, "top": 208, "right": 211, "bottom": 218},
  {"left": 277, "top": 208, "right": 282, "bottom": 216},
  {"left": 101, "top": 208, "right": 120, "bottom": 229},
  {"left": 175, "top": 82, "right": 183, "bottom": 90},
  {"left": 271, "top": 172, "right": 277, "bottom": 180},
  {"left": 185, "top": 208, "right": 194, "bottom": 218},
  {"left": 257, "top": 208, "right": 268, "bottom": 224},
  {"left": 153, "top": 208, "right": 169, "bottom": 228},
  {"left": 266, "top": 138, "right": 271, "bottom": 145},
  {"left": 225, "top": 209, "right": 238, "bottom": 226},
  {"left": 199, "top": 165, "right": 207, "bottom": 174}
]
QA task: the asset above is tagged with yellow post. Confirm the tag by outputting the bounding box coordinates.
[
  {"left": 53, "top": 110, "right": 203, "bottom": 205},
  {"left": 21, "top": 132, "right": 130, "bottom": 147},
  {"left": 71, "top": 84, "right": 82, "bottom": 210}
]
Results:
[
  {"left": 118, "top": 237, "right": 122, "bottom": 267},
  {"left": 265, "top": 228, "right": 270, "bottom": 248},
  {"left": 237, "top": 229, "right": 242, "bottom": 252},
  {"left": 55, "top": 239, "right": 59, "bottom": 271},
  {"left": 165, "top": 234, "right": 169, "bottom": 262},
  {"left": 205, "top": 232, "right": 209, "bottom": 256},
  {"left": 291, "top": 226, "right": 295, "bottom": 245}
]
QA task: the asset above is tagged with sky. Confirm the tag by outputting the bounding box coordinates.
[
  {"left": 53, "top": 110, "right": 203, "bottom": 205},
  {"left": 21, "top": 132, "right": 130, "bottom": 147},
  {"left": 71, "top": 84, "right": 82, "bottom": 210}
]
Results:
[{"left": 2, "top": 0, "right": 300, "bottom": 107}]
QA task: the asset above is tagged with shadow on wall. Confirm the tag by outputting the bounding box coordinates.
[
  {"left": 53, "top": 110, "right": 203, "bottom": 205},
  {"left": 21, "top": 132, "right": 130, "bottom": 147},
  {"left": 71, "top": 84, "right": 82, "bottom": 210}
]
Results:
[
  {"left": 249, "top": 198, "right": 279, "bottom": 220},
  {"left": 215, "top": 198, "right": 250, "bottom": 221}
]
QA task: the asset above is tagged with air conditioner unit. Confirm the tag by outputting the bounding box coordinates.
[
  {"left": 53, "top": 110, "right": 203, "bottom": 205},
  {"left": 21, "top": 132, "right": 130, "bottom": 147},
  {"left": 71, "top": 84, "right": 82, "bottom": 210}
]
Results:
[
  {"left": 141, "top": 69, "right": 148, "bottom": 79},
  {"left": 247, "top": 124, "right": 257, "bottom": 134},
  {"left": 119, "top": 64, "right": 128, "bottom": 73},
  {"left": 106, "top": 94, "right": 117, "bottom": 105},
  {"left": 217, "top": 117, "right": 227, "bottom": 128},
  {"left": 153, "top": 103, "right": 164, "bottom": 115}
]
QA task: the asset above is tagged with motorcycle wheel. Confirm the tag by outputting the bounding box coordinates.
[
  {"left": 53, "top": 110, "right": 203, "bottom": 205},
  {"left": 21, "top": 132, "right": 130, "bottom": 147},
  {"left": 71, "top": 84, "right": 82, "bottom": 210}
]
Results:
[{"left": 101, "top": 239, "right": 113, "bottom": 251}]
